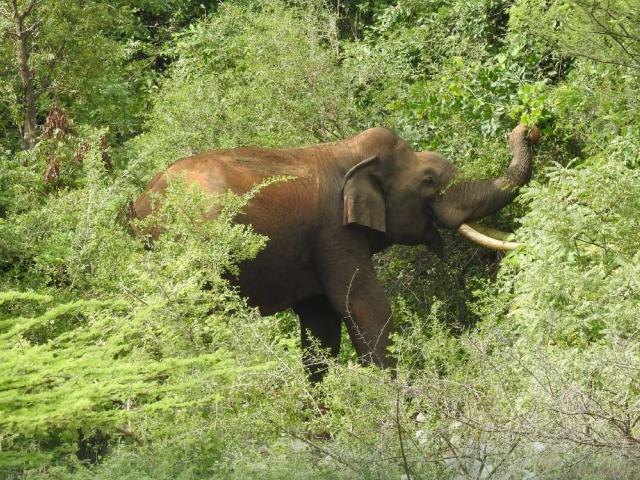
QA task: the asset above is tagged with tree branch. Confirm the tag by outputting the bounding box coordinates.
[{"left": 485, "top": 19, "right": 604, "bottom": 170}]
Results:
[
  {"left": 565, "top": 49, "right": 640, "bottom": 69},
  {"left": 19, "top": 0, "right": 39, "bottom": 22},
  {"left": 9, "top": 0, "right": 18, "bottom": 18},
  {"left": 395, "top": 388, "right": 415, "bottom": 480},
  {"left": 580, "top": 3, "right": 640, "bottom": 63}
]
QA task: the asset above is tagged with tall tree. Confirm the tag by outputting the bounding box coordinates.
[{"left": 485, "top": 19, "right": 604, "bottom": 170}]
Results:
[
  {"left": 0, "top": 0, "right": 64, "bottom": 149},
  {"left": 0, "top": 0, "right": 221, "bottom": 151}
]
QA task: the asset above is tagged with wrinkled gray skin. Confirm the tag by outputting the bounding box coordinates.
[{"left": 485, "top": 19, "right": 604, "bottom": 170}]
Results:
[{"left": 133, "top": 125, "right": 536, "bottom": 381}]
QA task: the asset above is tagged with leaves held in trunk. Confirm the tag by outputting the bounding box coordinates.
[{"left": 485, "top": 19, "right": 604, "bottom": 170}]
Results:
[{"left": 527, "top": 125, "right": 541, "bottom": 144}]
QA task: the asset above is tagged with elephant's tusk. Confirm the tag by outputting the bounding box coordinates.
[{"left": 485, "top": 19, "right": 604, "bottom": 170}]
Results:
[
  {"left": 457, "top": 222, "right": 522, "bottom": 251},
  {"left": 464, "top": 222, "right": 515, "bottom": 242}
]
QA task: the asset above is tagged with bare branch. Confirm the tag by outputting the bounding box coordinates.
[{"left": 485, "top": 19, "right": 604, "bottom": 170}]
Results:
[
  {"left": 562, "top": 49, "right": 640, "bottom": 70},
  {"left": 600, "top": 4, "right": 639, "bottom": 42},
  {"left": 577, "top": 2, "right": 640, "bottom": 63},
  {"left": 395, "top": 388, "right": 416, "bottom": 480},
  {"left": 485, "top": 439, "right": 520, "bottom": 480},
  {"left": 9, "top": 0, "right": 18, "bottom": 18},
  {"left": 19, "top": 0, "right": 39, "bottom": 22}
]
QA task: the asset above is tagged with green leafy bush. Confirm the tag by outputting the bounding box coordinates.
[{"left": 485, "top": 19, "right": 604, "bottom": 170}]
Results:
[
  {"left": 0, "top": 145, "right": 276, "bottom": 474},
  {"left": 2, "top": 0, "right": 640, "bottom": 478}
]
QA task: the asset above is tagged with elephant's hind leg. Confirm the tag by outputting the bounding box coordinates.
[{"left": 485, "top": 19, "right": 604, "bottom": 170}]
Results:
[{"left": 293, "top": 295, "right": 342, "bottom": 383}]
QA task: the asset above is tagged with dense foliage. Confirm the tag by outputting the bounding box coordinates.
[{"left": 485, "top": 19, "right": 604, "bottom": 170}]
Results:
[{"left": 1, "top": 0, "right": 639, "bottom": 478}]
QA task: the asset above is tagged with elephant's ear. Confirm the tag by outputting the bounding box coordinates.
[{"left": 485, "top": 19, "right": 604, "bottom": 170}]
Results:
[{"left": 341, "top": 156, "right": 386, "bottom": 233}]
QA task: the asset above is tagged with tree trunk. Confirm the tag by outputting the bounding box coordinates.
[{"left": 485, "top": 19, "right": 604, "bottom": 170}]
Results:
[
  {"left": 5, "top": 0, "right": 40, "bottom": 150},
  {"left": 16, "top": 22, "right": 37, "bottom": 150}
]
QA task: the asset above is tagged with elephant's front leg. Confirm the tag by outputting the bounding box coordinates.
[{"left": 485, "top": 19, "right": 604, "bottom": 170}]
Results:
[{"left": 318, "top": 251, "right": 396, "bottom": 370}]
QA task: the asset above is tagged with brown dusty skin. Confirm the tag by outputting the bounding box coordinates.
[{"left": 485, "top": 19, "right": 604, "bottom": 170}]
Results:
[{"left": 133, "top": 124, "right": 539, "bottom": 381}]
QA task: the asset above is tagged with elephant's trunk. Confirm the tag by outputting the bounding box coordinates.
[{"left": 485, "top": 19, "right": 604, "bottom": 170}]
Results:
[{"left": 432, "top": 124, "right": 539, "bottom": 232}]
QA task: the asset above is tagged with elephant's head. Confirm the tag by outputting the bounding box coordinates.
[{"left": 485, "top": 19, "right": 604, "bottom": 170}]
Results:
[{"left": 342, "top": 124, "right": 540, "bottom": 250}]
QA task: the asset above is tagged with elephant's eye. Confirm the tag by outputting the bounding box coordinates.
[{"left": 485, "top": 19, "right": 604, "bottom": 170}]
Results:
[
  {"left": 421, "top": 174, "right": 438, "bottom": 198},
  {"left": 422, "top": 175, "right": 434, "bottom": 186}
]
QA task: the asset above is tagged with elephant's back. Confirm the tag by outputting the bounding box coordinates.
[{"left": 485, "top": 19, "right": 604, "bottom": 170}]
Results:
[
  {"left": 160, "top": 147, "right": 317, "bottom": 193},
  {"left": 133, "top": 147, "right": 323, "bottom": 238}
]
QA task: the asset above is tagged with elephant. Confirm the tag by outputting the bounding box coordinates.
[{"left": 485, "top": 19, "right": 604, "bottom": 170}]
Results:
[{"left": 132, "top": 124, "right": 539, "bottom": 382}]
